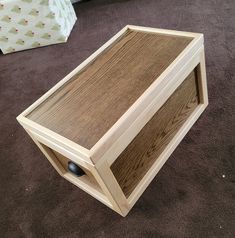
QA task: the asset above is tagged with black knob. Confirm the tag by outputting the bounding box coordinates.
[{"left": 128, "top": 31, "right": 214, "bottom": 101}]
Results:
[{"left": 68, "top": 161, "right": 85, "bottom": 177}]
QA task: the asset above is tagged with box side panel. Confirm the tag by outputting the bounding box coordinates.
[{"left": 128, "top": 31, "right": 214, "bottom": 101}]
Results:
[{"left": 111, "top": 68, "right": 200, "bottom": 197}]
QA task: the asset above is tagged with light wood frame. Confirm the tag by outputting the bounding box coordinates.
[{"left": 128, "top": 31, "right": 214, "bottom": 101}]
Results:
[{"left": 17, "top": 25, "right": 208, "bottom": 216}]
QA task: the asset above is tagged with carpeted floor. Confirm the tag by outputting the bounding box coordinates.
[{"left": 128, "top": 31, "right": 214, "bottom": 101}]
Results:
[{"left": 0, "top": 0, "right": 234, "bottom": 237}]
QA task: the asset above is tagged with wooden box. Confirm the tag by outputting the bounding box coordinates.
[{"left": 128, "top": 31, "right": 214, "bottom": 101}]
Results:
[{"left": 17, "top": 25, "right": 208, "bottom": 216}]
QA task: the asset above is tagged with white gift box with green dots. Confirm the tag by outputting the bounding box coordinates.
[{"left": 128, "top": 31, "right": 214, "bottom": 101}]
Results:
[{"left": 0, "top": 0, "right": 77, "bottom": 54}]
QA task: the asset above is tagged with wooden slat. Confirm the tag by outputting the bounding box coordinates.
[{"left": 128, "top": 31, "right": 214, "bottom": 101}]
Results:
[
  {"left": 26, "top": 30, "right": 193, "bottom": 149},
  {"left": 111, "top": 69, "right": 199, "bottom": 197}
]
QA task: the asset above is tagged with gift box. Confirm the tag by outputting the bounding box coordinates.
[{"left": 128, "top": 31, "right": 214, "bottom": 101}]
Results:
[{"left": 0, "top": 0, "right": 77, "bottom": 54}]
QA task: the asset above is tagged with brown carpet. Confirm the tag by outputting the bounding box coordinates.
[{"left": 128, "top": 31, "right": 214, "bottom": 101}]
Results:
[{"left": 0, "top": 0, "right": 234, "bottom": 237}]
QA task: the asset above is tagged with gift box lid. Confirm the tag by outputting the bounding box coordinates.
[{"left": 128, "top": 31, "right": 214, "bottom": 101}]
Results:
[{"left": 18, "top": 25, "right": 203, "bottom": 164}]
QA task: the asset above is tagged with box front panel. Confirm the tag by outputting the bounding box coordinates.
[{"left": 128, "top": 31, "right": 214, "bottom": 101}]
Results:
[
  {"left": 111, "top": 68, "right": 200, "bottom": 198},
  {"left": 37, "top": 142, "right": 106, "bottom": 198},
  {"left": 49, "top": 148, "right": 101, "bottom": 190}
]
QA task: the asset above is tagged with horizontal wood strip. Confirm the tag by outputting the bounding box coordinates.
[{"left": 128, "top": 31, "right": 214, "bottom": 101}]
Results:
[
  {"left": 111, "top": 69, "right": 199, "bottom": 197},
  {"left": 27, "top": 30, "right": 193, "bottom": 149}
]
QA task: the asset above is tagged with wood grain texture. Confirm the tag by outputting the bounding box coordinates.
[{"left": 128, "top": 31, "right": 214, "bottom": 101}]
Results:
[
  {"left": 111, "top": 69, "right": 200, "bottom": 197},
  {"left": 27, "top": 29, "right": 193, "bottom": 149}
]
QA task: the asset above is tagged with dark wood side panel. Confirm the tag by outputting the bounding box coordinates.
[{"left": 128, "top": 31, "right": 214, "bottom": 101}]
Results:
[
  {"left": 27, "top": 30, "right": 192, "bottom": 149},
  {"left": 111, "top": 69, "right": 200, "bottom": 198}
]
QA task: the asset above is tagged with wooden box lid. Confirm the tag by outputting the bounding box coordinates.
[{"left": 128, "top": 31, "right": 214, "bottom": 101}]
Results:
[{"left": 22, "top": 25, "right": 203, "bottom": 164}]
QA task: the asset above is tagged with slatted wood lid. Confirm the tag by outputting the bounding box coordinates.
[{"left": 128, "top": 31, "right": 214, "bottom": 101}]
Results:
[{"left": 27, "top": 29, "right": 193, "bottom": 149}]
